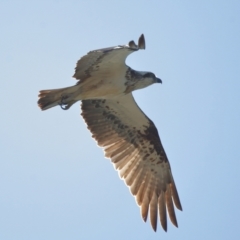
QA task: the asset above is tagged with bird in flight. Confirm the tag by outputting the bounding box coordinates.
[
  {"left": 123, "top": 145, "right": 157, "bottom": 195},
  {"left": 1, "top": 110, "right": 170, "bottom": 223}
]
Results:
[{"left": 38, "top": 34, "right": 182, "bottom": 232}]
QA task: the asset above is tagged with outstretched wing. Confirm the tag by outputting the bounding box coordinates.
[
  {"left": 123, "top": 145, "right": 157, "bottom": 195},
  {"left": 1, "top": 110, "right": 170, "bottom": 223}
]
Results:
[
  {"left": 73, "top": 34, "right": 145, "bottom": 82},
  {"left": 81, "top": 93, "right": 182, "bottom": 232}
]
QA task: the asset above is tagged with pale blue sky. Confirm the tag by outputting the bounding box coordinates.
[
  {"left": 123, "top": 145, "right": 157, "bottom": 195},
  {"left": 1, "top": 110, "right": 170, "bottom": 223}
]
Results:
[{"left": 0, "top": 1, "right": 240, "bottom": 239}]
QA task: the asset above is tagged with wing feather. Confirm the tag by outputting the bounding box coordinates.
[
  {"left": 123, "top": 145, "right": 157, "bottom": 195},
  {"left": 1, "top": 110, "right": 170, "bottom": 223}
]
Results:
[
  {"left": 141, "top": 192, "right": 150, "bottom": 222},
  {"left": 119, "top": 155, "right": 139, "bottom": 179},
  {"left": 105, "top": 141, "right": 127, "bottom": 156},
  {"left": 130, "top": 167, "right": 146, "bottom": 195},
  {"left": 159, "top": 191, "right": 167, "bottom": 231},
  {"left": 73, "top": 34, "right": 145, "bottom": 82},
  {"left": 170, "top": 176, "right": 183, "bottom": 211},
  {"left": 136, "top": 171, "right": 151, "bottom": 205},
  {"left": 125, "top": 159, "right": 142, "bottom": 186},
  {"left": 81, "top": 93, "right": 182, "bottom": 231},
  {"left": 150, "top": 192, "right": 158, "bottom": 231},
  {"left": 165, "top": 185, "right": 178, "bottom": 227},
  {"left": 111, "top": 145, "right": 136, "bottom": 162},
  {"left": 114, "top": 154, "right": 133, "bottom": 170},
  {"left": 110, "top": 146, "right": 135, "bottom": 163}
]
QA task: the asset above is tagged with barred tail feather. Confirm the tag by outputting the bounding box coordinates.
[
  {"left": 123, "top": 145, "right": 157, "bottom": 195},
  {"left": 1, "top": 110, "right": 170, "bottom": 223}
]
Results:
[{"left": 38, "top": 85, "right": 78, "bottom": 111}]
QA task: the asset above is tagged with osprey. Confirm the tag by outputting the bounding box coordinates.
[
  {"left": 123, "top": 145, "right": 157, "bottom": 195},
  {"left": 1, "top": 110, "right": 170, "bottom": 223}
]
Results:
[{"left": 38, "top": 34, "right": 182, "bottom": 232}]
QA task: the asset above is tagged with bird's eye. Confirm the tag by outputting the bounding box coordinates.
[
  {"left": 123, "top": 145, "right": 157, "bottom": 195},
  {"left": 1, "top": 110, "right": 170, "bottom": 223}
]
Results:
[{"left": 144, "top": 73, "right": 154, "bottom": 78}]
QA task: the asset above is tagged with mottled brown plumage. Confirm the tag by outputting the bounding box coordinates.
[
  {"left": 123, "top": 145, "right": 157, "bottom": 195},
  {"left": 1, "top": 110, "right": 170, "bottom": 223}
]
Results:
[
  {"left": 37, "top": 34, "right": 182, "bottom": 232},
  {"left": 81, "top": 94, "right": 182, "bottom": 232}
]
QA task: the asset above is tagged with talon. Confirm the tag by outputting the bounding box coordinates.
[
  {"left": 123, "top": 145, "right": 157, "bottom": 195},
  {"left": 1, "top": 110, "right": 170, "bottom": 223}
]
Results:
[{"left": 59, "top": 96, "right": 69, "bottom": 110}]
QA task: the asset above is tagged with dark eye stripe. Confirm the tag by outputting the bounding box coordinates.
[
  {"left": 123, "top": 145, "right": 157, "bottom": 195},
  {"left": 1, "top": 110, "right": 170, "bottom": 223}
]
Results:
[{"left": 144, "top": 73, "right": 154, "bottom": 78}]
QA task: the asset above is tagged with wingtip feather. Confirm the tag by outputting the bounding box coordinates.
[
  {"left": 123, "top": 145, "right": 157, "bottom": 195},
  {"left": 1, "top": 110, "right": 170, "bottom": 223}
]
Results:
[
  {"left": 128, "top": 40, "right": 138, "bottom": 49},
  {"left": 149, "top": 193, "right": 158, "bottom": 232},
  {"left": 169, "top": 173, "right": 183, "bottom": 211},
  {"left": 138, "top": 34, "right": 145, "bottom": 49},
  {"left": 159, "top": 191, "right": 167, "bottom": 232},
  {"left": 165, "top": 185, "right": 178, "bottom": 228}
]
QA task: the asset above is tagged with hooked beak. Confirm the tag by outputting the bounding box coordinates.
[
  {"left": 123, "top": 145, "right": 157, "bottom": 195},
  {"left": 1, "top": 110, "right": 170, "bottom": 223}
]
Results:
[{"left": 156, "top": 77, "right": 162, "bottom": 83}]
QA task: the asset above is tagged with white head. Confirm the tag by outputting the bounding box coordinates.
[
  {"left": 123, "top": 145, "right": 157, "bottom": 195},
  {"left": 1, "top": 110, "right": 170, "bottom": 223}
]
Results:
[{"left": 134, "top": 71, "right": 162, "bottom": 90}]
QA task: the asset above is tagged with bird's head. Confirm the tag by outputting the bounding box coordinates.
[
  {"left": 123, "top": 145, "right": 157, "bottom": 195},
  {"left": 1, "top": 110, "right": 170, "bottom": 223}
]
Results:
[
  {"left": 141, "top": 71, "right": 162, "bottom": 83},
  {"left": 134, "top": 71, "right": 162, "bottom": 90}
]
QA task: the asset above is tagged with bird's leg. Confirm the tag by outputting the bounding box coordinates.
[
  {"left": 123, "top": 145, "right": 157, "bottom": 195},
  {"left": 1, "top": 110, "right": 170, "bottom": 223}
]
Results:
[{"left": 59, "top": 95, "right": 69, "bottom": 110}]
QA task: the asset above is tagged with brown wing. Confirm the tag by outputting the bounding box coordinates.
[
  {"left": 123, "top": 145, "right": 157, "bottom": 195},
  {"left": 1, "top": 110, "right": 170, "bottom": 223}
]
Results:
[
  {"left": 73, "top": 34, "right": 145, "bottom": 82},
  {"left": 81, "top": 93, "right": 182, "bottom": 232}
]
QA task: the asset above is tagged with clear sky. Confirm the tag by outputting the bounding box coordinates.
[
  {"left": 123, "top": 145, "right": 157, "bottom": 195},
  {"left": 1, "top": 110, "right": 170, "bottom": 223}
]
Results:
[{"left": 0, "top": 1, "right": 240, "bottom": 239}]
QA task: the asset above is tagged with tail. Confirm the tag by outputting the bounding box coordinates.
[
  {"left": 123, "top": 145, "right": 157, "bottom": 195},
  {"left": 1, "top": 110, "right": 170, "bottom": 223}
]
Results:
[{"left": 38, "top": 86, "right": 78, "bottom": 110}]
